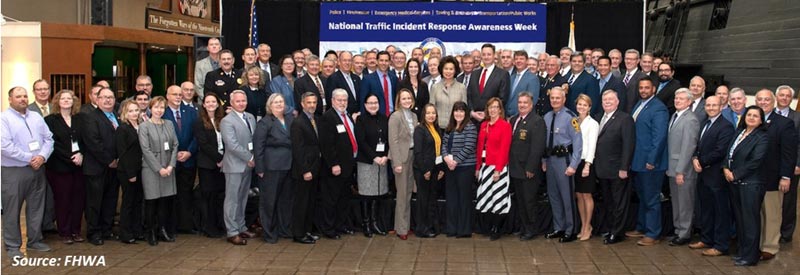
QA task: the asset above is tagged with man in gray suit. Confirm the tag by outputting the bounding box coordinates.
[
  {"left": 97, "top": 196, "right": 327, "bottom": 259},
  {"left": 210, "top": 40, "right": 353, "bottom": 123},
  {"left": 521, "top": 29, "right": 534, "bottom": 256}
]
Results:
[
  {"left": 666, "top": 88, "right": 700, "bottom": 246},
  {"left": 689, "top": 76, "right": 707, "bottom": 123},
  {"left": 194, "top": 37, "right": 222, "bottom": 100},
  {"left": 220, "top": 90, "right": 257, "bottom": 245},
  {"left": 27, "top": 79, "right": 57, "bottom": 233}
]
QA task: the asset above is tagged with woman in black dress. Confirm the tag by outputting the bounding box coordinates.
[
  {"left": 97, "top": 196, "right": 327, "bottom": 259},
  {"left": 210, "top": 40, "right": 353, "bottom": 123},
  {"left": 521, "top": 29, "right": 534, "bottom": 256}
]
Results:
[
  {"left": 115, "top": 100, "right": 144, "bottom": 244},
  {"left": 354, "top": 94, "right": 390, "bottom": 237},
  {"left": 193, "top": 93, "right": 227, "bottom": 238},
  {"left": 413, "top": 103, "right": 445, "bottom": 237}
]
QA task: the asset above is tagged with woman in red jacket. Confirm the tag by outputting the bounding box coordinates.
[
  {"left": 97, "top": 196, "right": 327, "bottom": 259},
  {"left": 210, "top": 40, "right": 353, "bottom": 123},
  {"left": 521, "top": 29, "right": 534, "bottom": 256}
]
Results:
[{"left": 475, "top": 97, "right": 512, "bottom": 241}]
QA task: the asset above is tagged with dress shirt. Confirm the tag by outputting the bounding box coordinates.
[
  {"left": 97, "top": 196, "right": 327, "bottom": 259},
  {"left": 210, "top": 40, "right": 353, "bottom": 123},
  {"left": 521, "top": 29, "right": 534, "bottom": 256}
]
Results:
[
  {"left": 376, "top": 70, "right": 394, "bottom": 112},
  {"left": 1, "top": 108, "right": 54, "bottom": 166},
  {"left": 670, "top": 108, "right": 689, "bottom": 131},
  {"left": 692, "top": 98, "right": 702, "bottom": 112},
  {"left": 427, "top": 75, "right": 441, "bottom": 92},
  {"left": 599, "top": 74, "right": 611, "bottom": 92},
  {"left": 701, "top": 115, "right": 719, "bottom": 138}
]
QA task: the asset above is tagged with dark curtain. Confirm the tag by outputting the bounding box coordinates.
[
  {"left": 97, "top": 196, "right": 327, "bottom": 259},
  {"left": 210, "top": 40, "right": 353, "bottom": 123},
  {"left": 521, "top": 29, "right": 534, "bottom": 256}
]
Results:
[
  {"left": 546, "top": 2, "right": 644, "bottom": 55},
  {"left": 222, "top": 0, "right": 320, "bottom": 69}
]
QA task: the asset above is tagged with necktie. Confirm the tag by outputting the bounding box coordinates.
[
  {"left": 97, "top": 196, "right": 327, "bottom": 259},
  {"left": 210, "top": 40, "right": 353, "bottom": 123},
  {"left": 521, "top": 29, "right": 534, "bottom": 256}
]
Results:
[
  {"left": 106, "top": 113, "right": 118, "bottom": 129},
  {"left": 623, "top": 73, "right": 632, "bottom": 86},
  {"left": 548, "top": 112, "right": 556, "bottom": 147},
  {"left": 464, "top": 74, "right": 470, "bottom": 89},
  {"left": 175, "top": 109, "right": 182, "bottom": 132},
  {"left": 310, "top": 117, "right": 318, "bottom": 136},
  {"left": 735, "top": 114, "right": 741, "bottom": 126},
  {"left": 568, "top": 74, "right": 577, "bottom": 85},
  {"left": 344, "top": 73, "right": 355, "bottom": 95},
  {"left": 41, "top": 105, "right": 49, "bottom": 116},
  {"left": 669, "top": 113, "right": 678, "bottom": 131},
  {"left": 600, "top": 113, "right": 609, "bottom": 130},
  {"left": 314, "top": 77, "right": 324, "bottom": 101},
  {"left": 341, "top": 113, "right": 357, "bottom": 154},
  {"left": 397, "top": 71, "right": 402, "bottom": 81},
  {"left": 632, "top": 101, "right": 645, "bottom": 121},
  {"left": 700, "top": 120, "right": 711, "bottom": 139},
  {"left": 479, "top": 68, "right": 488, "bottom": 94},
  {"left": 512, "top": 73, "right": 522, "bottom": 92},
  {"left": 429, "top": 78, "right": 437, "bottom": 91},
  {"left": 243, "top": 113, "right": 252, "bottom": 133},
  {"left": 382, "top": 74, "right": 391, "bottom": 116}
]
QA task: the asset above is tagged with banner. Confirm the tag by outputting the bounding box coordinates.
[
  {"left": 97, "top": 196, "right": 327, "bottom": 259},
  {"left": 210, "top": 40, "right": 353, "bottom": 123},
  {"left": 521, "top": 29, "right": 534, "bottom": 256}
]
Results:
[{"left": 319, "top": 2, "right": 547, "bottom": 58}]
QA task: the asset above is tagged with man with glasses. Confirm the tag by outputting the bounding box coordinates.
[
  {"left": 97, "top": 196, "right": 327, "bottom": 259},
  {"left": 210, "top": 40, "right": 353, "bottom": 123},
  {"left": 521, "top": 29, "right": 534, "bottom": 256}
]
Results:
[
  {"left": 135, "top": 75, "right": 154, "bottom": 97},
  {"left": 655, "top": 63, "right": 681, "bottom": 116}
]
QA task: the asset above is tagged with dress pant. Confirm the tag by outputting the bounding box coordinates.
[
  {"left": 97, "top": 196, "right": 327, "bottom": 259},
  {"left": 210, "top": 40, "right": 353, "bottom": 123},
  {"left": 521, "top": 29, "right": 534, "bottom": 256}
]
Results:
[
  {"left": 414, "top": 168, "right": 438, "bottom": 235},
  {"left": 174, "top": 165, "right": 198, "bottom": 233},
  {"left": 144, "top": 196, "right": 174, "bottom": 232},
  {"left": 393, "top": 151, "right": 414, "bottom": 235},
  {"left": 731, "top": 183, "right": 763, "bottom": 263},
  {"left": 46, "top": 169, "right": 85, "bottom": 237},
  {"left": 761, "top": 190, "right": 782, "bottom": 254},
  {"left": 118, "top": 173, "right": 144, "bottom": 240},
  {"left": 781, "top": 175, "right": 799, "bottom": 238},
  {"left": 445, "top": 166, "right": 474, "bottom": 236},
  {"left": 668, "top": 176, "right": 696, "bottom": 239},
  {"left": 697, "top": 176, "right": 731, "bottom": 253},
  {"left": 85, "top": 169, "right": 119, "bottom": 239},
  {"left": 546, "top": 156, "right": 576, "bottom": 234},
  {"left": 199, "top": 167, "right": 226, "bottom": 236},
  {"left": 598, "top": 177, "right": 631, "bottom": 237},
  {"left": 258, "top": 169, "right": 293, "bottom": 242},
  {"left": 292, "top": 177, "right": 317, "bottom": 238},
  {"left": 224, "top": 171, "right": 252, "bottom": 237},
  {"left": 633, "top": 170, "right": 664, "bottom": 239},
  {"left": 318, "top": 170, "right": 352, "bottom": 235},
  {"left": 42, "top": 178, "right": 56, "bottom": 231},
  {"left": 1, "top": 166, "right": 46, "bottom": 249},
  {"left": 512, "top": 175, "right": 540, "bottom": 236}
]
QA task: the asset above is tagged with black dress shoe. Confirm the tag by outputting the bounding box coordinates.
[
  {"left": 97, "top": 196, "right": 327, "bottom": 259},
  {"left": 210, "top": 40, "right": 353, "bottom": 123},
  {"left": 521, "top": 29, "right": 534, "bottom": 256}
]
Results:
[
  {"left": 416, "top": 232, "right": 437, "bottom": 238},
  {"left": 338, "top": 228, "right": 355, "bottom": 235},
  {"left": 293, "top": 236, "right": 315, "bottom": 244},
  {"left": 545, "top": 231, "right": 565, "bottom": 239},
  {"left": 734, "top": 260, "right": 757, "bottom": 266},
  {"left": 120, "top": 238, "right": 137, "bottom": 244},
  {"left": 135, "top": 234, "right": 146, "bottom": 241},
  {"left": 668, "top": 237, "right": 690, "bottom": 246},
  {"left": 178, "top": 229, "right": 201, "bottom": 235},
  {"left": 559, "top": 234, "right": 577, "bottom": 243},
  {"left": 731, "top": 255, "right": 742, "bottom": 261},
  {"left": 604, "top": 235, "right": 624, "bottom": 244},
  {"left": 456, "top": 234, "right": 472, "bottom": 238},
  {"left": 520, "top": 233, "right": 536, "bottom": 241},
  {"left": 307, "top": 233, "right": 320, "bottom": 241},
  {"left": 779, "top": 236, "right": 792, "bottom": 243},
  {"left": 89, "top": 238, "right": 104, "bottom": 246},
  {"left": 600, "top": 232, "right": 611, "bottom": 238},
  {"left": 324, "top": 233, "right": 341, "bottom": 240},
  {"left": 102, "top": 232, "right": 118, "bottom": 240}
]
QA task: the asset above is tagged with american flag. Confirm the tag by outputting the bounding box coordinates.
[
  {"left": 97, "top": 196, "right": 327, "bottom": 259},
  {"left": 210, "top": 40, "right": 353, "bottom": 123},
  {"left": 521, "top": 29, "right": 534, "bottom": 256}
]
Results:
[{"left": 249, "top": 0, "right": 259, "bottom": 48}]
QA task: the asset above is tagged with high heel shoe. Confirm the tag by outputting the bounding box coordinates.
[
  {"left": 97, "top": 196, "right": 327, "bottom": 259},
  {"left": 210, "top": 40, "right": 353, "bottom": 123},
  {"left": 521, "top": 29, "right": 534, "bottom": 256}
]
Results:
[{"left": 158, "top": 227, "right": 175, "bottom": 242}]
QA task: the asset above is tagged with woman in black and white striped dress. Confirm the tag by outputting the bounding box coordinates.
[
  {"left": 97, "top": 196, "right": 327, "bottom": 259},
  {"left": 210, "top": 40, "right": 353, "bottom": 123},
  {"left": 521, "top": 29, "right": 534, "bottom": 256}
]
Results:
[{"left": 474, "top": 97, "right": 512, "bottom": 241}]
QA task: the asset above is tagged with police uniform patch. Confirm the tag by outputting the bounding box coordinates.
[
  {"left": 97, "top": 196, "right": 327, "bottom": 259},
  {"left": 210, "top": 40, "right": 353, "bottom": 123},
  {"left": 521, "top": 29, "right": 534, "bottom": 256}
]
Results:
[
  {"left": 571, "top": 118, "right": 581, "bottom": 133},
  {"left": 215, "top": 80, "right": 225, "bottom": 86},
  {"left": 236, "top": 78, "right": 243, "bottom": 85}
]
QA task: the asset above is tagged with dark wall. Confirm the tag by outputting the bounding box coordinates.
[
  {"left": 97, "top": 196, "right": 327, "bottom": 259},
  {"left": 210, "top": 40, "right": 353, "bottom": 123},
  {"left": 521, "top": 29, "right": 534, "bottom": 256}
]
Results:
[{"left": 546, "top": 2, "right": 644, "bottom": 55}]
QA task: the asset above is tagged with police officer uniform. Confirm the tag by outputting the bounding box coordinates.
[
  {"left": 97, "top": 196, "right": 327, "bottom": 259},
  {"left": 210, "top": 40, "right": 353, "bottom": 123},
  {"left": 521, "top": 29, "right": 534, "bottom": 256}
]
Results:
[
  {"left": 204, "top": 68, "right": 241, "bottom": 105},
  {"left": 543, "top": 107, "right": 583, "bottom": 242}
]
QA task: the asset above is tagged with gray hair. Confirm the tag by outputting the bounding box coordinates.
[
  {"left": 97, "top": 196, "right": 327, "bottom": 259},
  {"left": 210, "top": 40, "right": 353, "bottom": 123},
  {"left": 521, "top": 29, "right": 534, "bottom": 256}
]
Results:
[
  {"left": 305, "top": 54, "right": 320, "bottom": 64},
  {"left": 674, "top": 88, "right": 694, "bottom": 101},
  {"left": 602, "top": 89, "right": 619, "bottom": 98},
  {"left": 559, "top": 47, "right": 574, "bottom": 54},
  {"left": 331, "top": 88, "right": 348, "bottom": 99},
  {"left": 730, "top": 87, "right": 745, "bottom": 97},
  {"left": 546, "top": 55, "right": 561, "bottom": 66},
  {"left": 301, "top": 92, "right": 317, "bottom": 101},
  {"left": 230, "top": 90, "right": 246, "bottom": 99},
  {"left": 550, "top": 86, "right": 566, "bottom": 97},
  {"left": 265, "top": 93, "right": 284, "bottom": 116},
  {"left": 776, "top": 85, "right": 796, "bottom": 98},
  {"left": 624, "top": 49, "right": 640, "bottom": 58},
  {"left": 518, "top": 92, "right": 534, "bottom": 101}
]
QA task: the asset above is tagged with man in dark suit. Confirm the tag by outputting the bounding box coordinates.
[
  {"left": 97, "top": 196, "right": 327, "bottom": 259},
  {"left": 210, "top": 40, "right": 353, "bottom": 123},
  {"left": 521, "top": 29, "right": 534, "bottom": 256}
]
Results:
[
  {"left": 360, "top": 51, "right": 398, "bottom": 116},
  {"left": 564, "top": 54, "right": 600, "bottom": 114},
  {"left": 654, "top": 63, "right": 681, "bottom": 115},
  {"left": 755, "top": 89, "right": 799, "bottom": 260},
  {"left": 204, "top": 50, "right": 240, "bottom": 105},
  {"left": 621, "top": 49, "right": 649, "bottom": 113},
  {"left": 775, "top": 85, "right": 800, "bottom": 243},
  {"left": 625, "top": 78, "right": 669, "bottom": 246},
  {"left": 508, "top": 92, "right": 547, "bottom": 241},
  {"left": 506, "top": 51, "right": 540, "bottom": 118},
  {"left": 82, "top": 88, "right": 120, "bottom": 245},
  {"left": 537, "top": 56, "right": 567, "bottom": 116},
  {"left": 389, "top": 51, "right": 406, "bottom": 82},
  {"left": 290, "top": 92, "right": 322, "bottom": 244},
  {"left": 81, "top": 86, "right": 103, "bottom": 114},
  {"left": 163, "top": 85, "right": 199, "bottom": 235},
  {"left": 468, "top": 43, "right": 510, "bottom": 122},
  {"left": 326, "top": 51, "right": 361, "bottom": 116},
  {"left": 594, "top": 90, "right": 635, "bottom": 244},
  {"left": 294, "top": 55, "right": 328, "bottom": 116},
  {"left": 689, "top": 76, "right": 708, "bottom": 123},
  {"left": 318, "top": 89, "right": 358, "bottom": 239},
  {"left": 456, "top": 54, "right": 476, "bottom": 90},
  {"left": 690, "top": 96, "right": 735, "bottom": 256},
  {"left": 256, "top": 43, "right": 279, "bottom": 80},
  {"left": 596, "top": 57, "right": 628, "bottom": 112}
]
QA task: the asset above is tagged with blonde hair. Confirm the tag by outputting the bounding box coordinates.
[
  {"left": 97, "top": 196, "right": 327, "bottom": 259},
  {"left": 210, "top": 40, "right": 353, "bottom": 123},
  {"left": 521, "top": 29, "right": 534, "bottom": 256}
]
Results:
[{"left": 118, "top": 99, "right": 140, "bottom": 125}]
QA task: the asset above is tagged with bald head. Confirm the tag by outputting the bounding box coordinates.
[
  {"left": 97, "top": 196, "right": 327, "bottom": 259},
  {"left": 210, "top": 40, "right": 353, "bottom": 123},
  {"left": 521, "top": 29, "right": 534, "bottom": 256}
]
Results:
[{"left": 689, "top": 76, "right": 706, "bottom": 99}]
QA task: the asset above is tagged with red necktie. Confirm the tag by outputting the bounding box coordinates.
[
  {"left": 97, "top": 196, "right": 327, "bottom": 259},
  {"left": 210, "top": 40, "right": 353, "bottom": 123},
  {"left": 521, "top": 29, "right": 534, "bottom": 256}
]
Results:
[
  {"left": 479, "top": 68, "right": 488, "bottom": 94},
  {"left": 341, "top": 113, "right": 357, "bottom": 154},
  {"left": 382, "top": 74, "right": 390, "bottom": 116}
]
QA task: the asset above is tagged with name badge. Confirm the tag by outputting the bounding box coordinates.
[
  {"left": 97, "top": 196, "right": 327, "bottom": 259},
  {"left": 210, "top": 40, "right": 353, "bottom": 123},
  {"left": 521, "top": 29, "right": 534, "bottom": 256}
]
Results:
[
  {"left": 376, "top": 142, "right": 386, "bottom": 152},
  {"left": 336, "top": 124, "right": 346, "bottom": 133},
  {"left": 217, "top": 142, "right": 224, "bottom": 152},
  {"left": 435, "top": 155, "right": 443, "bottom": 165},
  {"left": 28, "top": 141, "right": 40, "bottom": 151},
  {"left": 71, "top": 141, "right": 80, "bottom": 152},
  {"left": 322, "top": 98, "right": 327, "bottom": 106},
  {"left": 554, "top": 127, "right": 561, "bottom": 134},
  {"left": 163, "top": 142, "right": 170, "bottom": 151},
  {"left": 248, "top": 142, "right": 254, "bottom": 151},
  {"left": 256, "top": 116, "right": 263, "bottom": 121},
  {"left": 215, "top": 80, "right": 225, "bottom": 86}
]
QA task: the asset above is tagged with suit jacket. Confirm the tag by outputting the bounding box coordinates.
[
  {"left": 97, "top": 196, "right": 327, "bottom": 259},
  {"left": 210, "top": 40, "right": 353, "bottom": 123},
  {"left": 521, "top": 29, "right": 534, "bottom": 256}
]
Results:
[
  {"left": 389, "top": 69, "right": 406, "bottom": 83},
  {"left": 655, "top": 79, "right": 681, "bottom": 115},
  {"left": 456, "top": 71, "right": 474, "bottom": 89},
  {"left": 506, "top": 70, "right": 541, "bottom": 117},
  {"left": 192, "top": 119, "right": 224, "bottom": 170},
  {"left": 413, "top": 124, "right": 443, "bottom": 173},
  {"left": 692, "top": 98, "right": 707, "bottom": 123},
  {"left": 388, "top": 110, "right": 417, "bottom": 167},
  {"left": 254, "top": 114, "right": 293, "bottom": 173},
  {"left": 163, "top": 103, "right": 198, "bottom": 168},
  {"left": 508, "top": 113, "right": 547, "bottom": 179},
  {"left": 721, "top": 108, "right": 744, "bottom": 130},
  {"left": 294, "top": 74, "right": 327, "bottom": 116},
  {"left": 594, "top": 111, "right": 636, "bottom": 179},
  {"left": 694, "top": 116, "right": 735, "bottom": 188},
  {"left": 80, "top": 103, "right": 97, "bottom": 114},
  {"left": 666, "top": 110, "right": 700, "bottom": 179},
  {"left": 325, "top": 70, "right": 361, "bottom": 115},
  {"left": 44, "top": 113, "right": 84, "bottom": 173},
  {"left": 398, "top": 78, "right": 430, "bottom": 119},
  {"left": 195, "top": 56, "right": 215, "bottom": 98},
  {"left": 82, "top": 108, "right": 118, "bottom": 176},
  {"left": 27, "top": 102, "right": 52, "bottom": 116},
  {"left": 599, "top": 75, "right": 628, "bottom": 111},
  {"left": 360, "top": 71, "right": 399, "bottom": 116},
  {"left": 319, "top": 109, "right": 357, "bottom": 177},
  {"left": 536, "top": 74, "right": 567, "bottom": 116},
  {"left": 220, "top": 111, "right": 256, "bottom": 174},
  {"left": 564, "top": 71, "right": 600, "bottom": 115},
  {"left": 257, "top": 61, "right": 280, "bottom": 80},
  {"left": 467, "top": 65, "right": 510, "bottom": 111},
  {"left": 204, "top": 68, "right": 240, "bottom": 105},
  {"left": 786, "top": 109, "right": 800, "bottom": 167},
  {"left": 291, "top": 112, "right": 321, "bottom": 180},
  {"left": 724, "top": 129, "right": 769, "bottom": 184},
  {"left": 622, "top": 69, "right": 649, "bottom": 113},
  {"left": 759, "top": 113, "right": 799, "bottom": 191},
  {"left": 631, "top": 98, "right": 669, "bottom": 172},
  {"left": 115, "top": 123, "right": 142, "bottom": 181}
]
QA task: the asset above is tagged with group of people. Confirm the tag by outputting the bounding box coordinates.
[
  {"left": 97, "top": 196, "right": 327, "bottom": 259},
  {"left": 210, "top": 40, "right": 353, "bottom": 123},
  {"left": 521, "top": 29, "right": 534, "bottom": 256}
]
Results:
[{"left": 2, "top": 40, "right": 798, "bottom": 268}]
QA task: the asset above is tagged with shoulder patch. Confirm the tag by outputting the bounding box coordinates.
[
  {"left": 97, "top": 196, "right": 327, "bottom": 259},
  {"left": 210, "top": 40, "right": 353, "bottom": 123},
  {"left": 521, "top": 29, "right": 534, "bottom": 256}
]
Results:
[{"left": 571, "top": 118, "right": 581, "bottom": 133}]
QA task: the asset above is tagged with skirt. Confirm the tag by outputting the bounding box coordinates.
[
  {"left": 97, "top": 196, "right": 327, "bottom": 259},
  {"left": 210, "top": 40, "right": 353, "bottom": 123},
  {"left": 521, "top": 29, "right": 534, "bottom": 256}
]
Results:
[
  {"left": 356, "top": 162, "right": 389, "bottom": 196},
  {"left": 575, "top": 160, "right": 597, "bottom": 193},
  {"left": 475, "top": 153, "right": 511, "bottom": 214}
]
